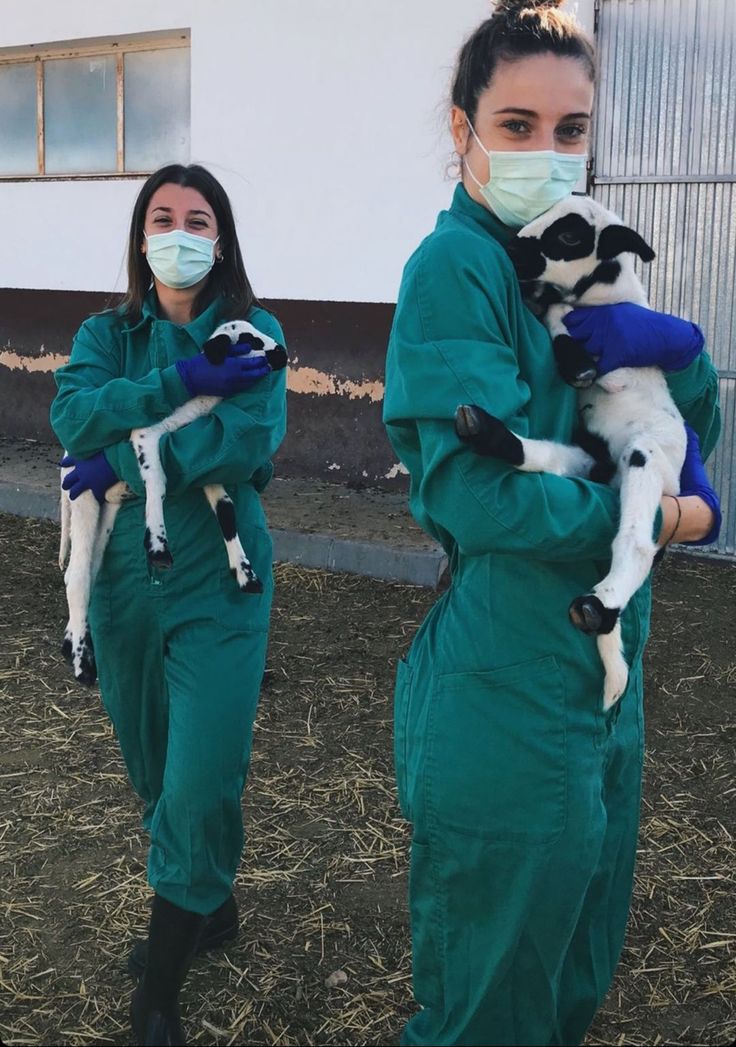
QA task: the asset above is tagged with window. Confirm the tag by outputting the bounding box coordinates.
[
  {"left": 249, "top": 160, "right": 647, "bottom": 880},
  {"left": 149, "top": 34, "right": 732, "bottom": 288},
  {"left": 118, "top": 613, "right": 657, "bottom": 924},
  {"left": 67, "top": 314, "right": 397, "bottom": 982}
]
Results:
[{"left": 0, "top": 30, "right": 190, "bottom": 178}]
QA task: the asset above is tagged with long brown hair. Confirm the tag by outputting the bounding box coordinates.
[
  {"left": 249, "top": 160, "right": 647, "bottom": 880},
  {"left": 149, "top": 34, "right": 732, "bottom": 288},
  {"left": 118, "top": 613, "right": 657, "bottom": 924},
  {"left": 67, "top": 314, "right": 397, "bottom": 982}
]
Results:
[
  {"left": 452, "top": 0, "right": 596, "bottom": 125},
  {"left": 117, "top": 164, "right": 259, "bottom": 323}
]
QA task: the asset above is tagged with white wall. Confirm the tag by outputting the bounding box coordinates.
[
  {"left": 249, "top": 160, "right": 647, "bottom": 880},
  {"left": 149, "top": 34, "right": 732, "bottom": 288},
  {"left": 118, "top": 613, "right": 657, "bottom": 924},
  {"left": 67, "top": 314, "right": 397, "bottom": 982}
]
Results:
[{"left": 2, "top": 0, "right": 594, "bottom": 302}]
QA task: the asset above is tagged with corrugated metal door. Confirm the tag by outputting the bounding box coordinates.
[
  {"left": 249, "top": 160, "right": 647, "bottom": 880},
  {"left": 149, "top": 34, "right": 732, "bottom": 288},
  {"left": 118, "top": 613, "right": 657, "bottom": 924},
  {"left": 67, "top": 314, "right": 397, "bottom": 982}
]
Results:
[{"left": 592, "top": 0, "right": 736, "bottom": 557}]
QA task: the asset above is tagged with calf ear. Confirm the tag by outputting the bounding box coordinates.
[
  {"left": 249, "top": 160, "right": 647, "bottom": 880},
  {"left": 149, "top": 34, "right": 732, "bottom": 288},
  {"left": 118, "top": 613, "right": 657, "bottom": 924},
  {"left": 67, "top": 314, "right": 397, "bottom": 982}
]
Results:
[
  {"left": 597, "top": 225, "right": 656, "bottom": 262},
  {"left": 203, "top": 333, "right": 232, "bottom": 364},
  {"left": 237, "top": 332, "right": 264, "bottom": 350}
]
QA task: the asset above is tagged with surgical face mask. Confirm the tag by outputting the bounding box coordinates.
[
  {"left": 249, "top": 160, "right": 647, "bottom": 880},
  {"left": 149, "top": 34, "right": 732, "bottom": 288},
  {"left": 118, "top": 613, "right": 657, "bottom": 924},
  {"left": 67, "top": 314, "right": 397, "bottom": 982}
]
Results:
[
  {"left": 144, "top": 229, "right": 220, "bottom": 289},
  {"left": 464, "top": 120, "right": 587, "bottom": 229}
]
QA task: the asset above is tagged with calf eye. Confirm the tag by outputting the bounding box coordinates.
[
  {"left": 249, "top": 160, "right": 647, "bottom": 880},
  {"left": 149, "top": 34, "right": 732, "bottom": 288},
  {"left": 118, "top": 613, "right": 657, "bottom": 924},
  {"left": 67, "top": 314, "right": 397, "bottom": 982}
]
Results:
[{"left": 559, "top": 232, "right": 581, "bottom": 247}]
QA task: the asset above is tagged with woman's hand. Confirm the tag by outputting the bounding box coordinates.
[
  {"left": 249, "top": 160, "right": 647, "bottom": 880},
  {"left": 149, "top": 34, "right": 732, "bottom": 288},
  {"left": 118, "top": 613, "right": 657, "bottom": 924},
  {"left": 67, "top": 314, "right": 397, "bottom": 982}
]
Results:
[
  {"left": 61, "top": 451, "right": 118, "bottom": 504},
  {"left": 658, "top": 425, "right": 721, "bottom": 547},
  {"left": 175, "top": 348, "right": 270, "bottom": 398},
  {"left": 563, "top": 303, "right": 704, "bottom": 374}
]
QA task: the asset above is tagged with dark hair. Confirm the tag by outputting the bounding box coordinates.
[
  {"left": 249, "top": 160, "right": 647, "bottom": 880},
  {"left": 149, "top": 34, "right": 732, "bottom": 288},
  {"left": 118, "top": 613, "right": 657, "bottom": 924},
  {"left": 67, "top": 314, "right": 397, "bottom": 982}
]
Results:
[
  {"left": 451, "top": 0, "right": 596, "bottom": 125},
  {"left": 117, "top": 163, "right": 259, "bottom": 323}
]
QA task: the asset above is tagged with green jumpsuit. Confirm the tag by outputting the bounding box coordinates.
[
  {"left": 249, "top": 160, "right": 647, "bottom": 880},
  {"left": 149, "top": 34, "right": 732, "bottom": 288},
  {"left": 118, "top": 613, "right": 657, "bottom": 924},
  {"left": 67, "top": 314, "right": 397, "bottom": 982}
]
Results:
[
  {"left": 382, "top": 184, "right": 720, "bottom": 1047},
  {"left": 51, "top": 293, "right": 286, "bottom": 916}
]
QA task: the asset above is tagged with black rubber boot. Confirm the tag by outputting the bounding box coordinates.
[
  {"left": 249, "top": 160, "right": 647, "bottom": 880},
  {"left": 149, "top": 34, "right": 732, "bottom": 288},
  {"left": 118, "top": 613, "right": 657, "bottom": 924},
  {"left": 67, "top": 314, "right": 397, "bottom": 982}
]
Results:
[
  {"left": 130, "top": 894, "right": 206, "bottom": 1047},
  {"left": 128, "top": 893, "right": 238, "bottom": 981}
]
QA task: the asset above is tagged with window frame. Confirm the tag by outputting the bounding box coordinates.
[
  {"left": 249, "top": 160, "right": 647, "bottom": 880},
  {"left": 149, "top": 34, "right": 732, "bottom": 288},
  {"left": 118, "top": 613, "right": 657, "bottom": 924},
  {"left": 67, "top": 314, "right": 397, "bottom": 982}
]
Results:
[{"left": 0, "top": 29, "right": 190, "bottom": 181}]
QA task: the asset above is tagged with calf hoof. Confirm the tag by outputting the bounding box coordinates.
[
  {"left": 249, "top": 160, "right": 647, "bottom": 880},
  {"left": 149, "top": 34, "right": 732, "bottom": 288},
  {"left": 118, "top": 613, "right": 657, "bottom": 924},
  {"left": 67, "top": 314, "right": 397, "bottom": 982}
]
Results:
[
  {"left": 233, "top": 571, "right": 264, "bottom": 594},
  {"left": 61, "top": 634, "right": 73, "bottom": 663},
  {"left": 454, "top": 405, "right": 524, "bottom": 464},
  {"left": 455, "top": 404, "right": 483, "bottom": 440},
  {"left": 75, "top": 658, "right": 97, "bottom": 687},
  {"left": 72, "top": 631, "right": 97, "bottom": 685},
  {"left": 570, "top": 366, "right": 598, "bottom": 389},
  {"left": 569, "top": 595, "right": 620, "bottom": 635},
  {"left": 148, "top": 548, "right": 174, "bottom": 569}
]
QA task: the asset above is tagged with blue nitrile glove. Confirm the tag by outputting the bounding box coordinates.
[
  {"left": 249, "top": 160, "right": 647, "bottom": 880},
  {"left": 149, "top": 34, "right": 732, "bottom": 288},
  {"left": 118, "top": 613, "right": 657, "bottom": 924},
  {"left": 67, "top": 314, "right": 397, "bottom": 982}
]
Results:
[
  {"left": 677, "top": 424, "right": 722, "bottom": 546},
  {"left": 563, "top": 303, "right": 704, "bottom": 374},
  {"left": 175, "top": 348, "right": 270, "bottom": 397},
  {"left": 61, "top": 451, "right": 118, "bottom": 504}
]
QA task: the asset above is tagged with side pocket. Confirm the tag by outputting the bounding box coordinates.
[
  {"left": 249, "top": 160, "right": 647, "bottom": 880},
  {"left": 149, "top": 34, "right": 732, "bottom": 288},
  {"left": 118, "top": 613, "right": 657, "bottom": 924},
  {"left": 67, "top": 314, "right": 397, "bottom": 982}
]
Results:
[
  {"left": 393, "top": 657, "right": 414, "bottom": 821},
  {"left": 426, "top": 655, "right": 567, "bottom": 843}
]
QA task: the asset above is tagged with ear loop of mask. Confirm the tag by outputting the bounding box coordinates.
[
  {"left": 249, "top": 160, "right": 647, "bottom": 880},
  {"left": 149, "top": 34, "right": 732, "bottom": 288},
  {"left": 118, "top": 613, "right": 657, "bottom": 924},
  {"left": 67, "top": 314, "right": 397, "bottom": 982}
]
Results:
[{"left": 462, "top": 119, "right": 489, "bottom": 190}]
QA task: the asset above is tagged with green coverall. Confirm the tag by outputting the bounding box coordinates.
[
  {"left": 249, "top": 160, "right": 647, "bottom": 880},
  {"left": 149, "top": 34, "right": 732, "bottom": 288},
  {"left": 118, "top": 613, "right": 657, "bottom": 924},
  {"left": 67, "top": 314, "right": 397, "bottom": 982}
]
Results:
[
  {"left": 51, "top": 293, "right": 286, "bottom": 915},
  {"left": 382, "top": 184, "right": 721, "bottom": 1047}
]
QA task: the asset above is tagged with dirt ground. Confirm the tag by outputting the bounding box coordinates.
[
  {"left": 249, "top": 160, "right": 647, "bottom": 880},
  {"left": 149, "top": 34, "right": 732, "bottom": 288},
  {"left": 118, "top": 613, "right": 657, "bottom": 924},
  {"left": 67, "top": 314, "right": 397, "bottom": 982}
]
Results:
[{"left": 0, "top": 512, "right": 734, "bottom": 1047}]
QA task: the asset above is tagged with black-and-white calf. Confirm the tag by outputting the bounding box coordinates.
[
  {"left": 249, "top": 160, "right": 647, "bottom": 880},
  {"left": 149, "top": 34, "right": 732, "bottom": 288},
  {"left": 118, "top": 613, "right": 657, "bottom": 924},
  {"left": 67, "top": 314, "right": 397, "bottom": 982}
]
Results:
[
  {"left": 59, "top": 319, "right": 287, "bottom": 684},
  {"left": 455, "top": 196, "right": 687, "bottom": 708}
]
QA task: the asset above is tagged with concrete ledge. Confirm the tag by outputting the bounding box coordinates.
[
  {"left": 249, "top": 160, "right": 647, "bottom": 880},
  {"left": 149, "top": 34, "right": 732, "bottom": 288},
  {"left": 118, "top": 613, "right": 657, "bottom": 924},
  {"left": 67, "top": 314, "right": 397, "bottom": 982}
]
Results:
[
  {"left": 0, "top": 481, "right": 59, "bottom": 522},
  {"left": 271, "top": 528, "right": 447, "bottom": 588},
  {"left": 0, "top": 439, "right": 448, "bottom": 588}
]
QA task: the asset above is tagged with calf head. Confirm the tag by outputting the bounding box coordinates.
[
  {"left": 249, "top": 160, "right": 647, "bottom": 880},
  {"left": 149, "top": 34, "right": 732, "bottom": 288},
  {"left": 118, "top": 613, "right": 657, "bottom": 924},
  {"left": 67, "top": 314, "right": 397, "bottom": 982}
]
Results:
[
  {"left": 507, "top": 196, "right": 655, "bottom": 309},
  {"left": 203, "top": 320, "right": 288, "bottom": 371}
]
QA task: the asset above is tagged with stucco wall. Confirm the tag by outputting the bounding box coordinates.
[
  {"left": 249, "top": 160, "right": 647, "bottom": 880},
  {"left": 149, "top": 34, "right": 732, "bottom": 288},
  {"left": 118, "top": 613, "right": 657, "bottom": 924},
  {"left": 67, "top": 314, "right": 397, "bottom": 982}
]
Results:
[{"left": 1, "top": 0, "right": 594, "bottom": 485}]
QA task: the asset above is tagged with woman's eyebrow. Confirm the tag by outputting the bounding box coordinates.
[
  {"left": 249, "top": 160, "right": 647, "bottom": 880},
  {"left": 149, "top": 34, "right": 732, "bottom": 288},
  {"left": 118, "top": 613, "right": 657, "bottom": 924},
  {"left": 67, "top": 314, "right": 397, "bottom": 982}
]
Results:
[
  {"left": 492, "top": 107, "right": 591, "bottom": 119},
  {"left": 187, "top": 209, "right": 213, "bottom": 218},
  {"left": 493, "top": 107, "right": 538, "bottom": 117}
]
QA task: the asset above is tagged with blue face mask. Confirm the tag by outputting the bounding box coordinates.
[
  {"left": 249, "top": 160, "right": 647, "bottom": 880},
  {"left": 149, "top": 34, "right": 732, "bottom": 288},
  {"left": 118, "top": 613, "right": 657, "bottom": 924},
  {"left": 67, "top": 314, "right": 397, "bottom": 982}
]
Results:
[
  {"left": 464, "top": 120, "right": 588, "bottom": 229},
  {"left": 144, "top": 229, "right": 219, "bottom": 289}
]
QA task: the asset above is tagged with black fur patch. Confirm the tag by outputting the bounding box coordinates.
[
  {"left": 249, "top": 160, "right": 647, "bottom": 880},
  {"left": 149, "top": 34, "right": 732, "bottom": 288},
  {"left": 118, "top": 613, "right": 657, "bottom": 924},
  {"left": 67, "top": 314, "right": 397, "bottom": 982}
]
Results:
[
  {"left": 215, "top": 498, "right": 237, "bottom": 541},
  {"left": 629, "top": 449, "right": 647, "bottom": 467},
  {"left": 526, "top": 281, "right": 565, "bottom": 315},
  {"left": 265, "top": 345, "right": 288, "bottom": 371},
  {"left": 572, "top": 260, "right": 622, "bottom": 299},
  {"left": 237, "top": 333, "right": 264, "bottom": 350},
  {"left": 553, "top": 334, "right": 598, "bottom": 388},
  {"left": 573, "top": 427, "right": 617, "bottom": 484},
  {"left": 506, "top": 236, "right": 547, "bottom": 282},
  {"left": 540, "top": 213, "right": 596, "bottom": 261},
  {"left": 597, "top": 224, "right": 656, "bottom": 262},
  {"left": 203, "top": 333, "right": 232, "bottom": 365}
]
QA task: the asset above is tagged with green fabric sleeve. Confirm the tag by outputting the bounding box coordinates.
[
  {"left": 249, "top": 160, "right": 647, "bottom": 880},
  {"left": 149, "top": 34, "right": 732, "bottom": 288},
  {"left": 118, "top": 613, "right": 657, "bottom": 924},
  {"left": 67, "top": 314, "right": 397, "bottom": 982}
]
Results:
[
  {"left": 385, "top": 232, "right": 620, "bottom": 563},
  {"left": 665, "top": 350, "right": 722, "bottom": 459},
  {"left": 104, "top": 369, "right": 287, "bottom": 498},
  {"left": 51, "top": 321, "right": 189, "bottom": 457}
]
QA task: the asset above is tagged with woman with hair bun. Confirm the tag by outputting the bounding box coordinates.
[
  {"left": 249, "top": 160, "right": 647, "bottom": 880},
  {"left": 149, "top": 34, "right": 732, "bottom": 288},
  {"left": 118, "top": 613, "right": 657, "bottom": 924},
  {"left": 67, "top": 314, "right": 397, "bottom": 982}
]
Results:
[{"left": 383, "top": 2, "right": 720, "bottom": 1044}]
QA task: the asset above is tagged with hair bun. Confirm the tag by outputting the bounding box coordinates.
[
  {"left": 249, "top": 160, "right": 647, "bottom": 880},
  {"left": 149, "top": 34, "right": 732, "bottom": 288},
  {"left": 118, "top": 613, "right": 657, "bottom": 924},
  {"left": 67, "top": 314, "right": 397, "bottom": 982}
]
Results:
[{"left": 494, "top": 0, "right": 565, "bottom": 15}]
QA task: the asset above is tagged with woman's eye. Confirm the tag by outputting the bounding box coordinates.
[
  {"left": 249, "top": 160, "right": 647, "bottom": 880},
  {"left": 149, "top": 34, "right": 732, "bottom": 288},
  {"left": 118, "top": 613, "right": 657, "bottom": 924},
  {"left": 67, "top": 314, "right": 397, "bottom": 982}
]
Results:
[
  {"left": 557, "top": 124, "right": 587, "bottom": 139},
  {"left": 501, "top": 120, "right": 530, "bottom": 134}
]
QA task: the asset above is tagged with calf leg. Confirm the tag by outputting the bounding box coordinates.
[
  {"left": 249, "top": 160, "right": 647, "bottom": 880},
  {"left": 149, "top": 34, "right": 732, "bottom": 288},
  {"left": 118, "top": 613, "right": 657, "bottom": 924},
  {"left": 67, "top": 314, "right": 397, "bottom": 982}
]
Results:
[
  {"left": 597, "top": 625, "right": 629, "bottom": 710},
  {"left": 131, "top": 426, "right": 173, "bottom": 568},
  {"left": 546, "top": 303, "right": 598, "bottom": 389},
  {"left": 62, "top": 490, "right": 100, "bottom": 685},
  {"left": 203, "top": 485, "right": 263, "bottom": 594},
  {"left": 569, "top": 444, "right": 664, "bottom": 635},
  {"left": 455, "top": 405, "right": 596, "bottom": 478}
]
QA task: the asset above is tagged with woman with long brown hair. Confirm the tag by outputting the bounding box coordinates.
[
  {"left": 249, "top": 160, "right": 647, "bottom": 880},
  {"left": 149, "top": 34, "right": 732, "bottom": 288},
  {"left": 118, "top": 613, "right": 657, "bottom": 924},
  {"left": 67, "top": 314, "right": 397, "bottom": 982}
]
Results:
[{"left": 51, "top": 163, "right": 287, "bottom": 1046}]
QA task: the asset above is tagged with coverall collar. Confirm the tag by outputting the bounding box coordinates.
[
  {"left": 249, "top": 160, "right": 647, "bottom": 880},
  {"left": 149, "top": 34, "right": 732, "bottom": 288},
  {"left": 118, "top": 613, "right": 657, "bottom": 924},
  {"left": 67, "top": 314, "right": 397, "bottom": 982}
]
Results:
[
  {"left": 122, "top": 290, "right": 224, "bottom": 344},
  {"left": 449, "top": 182, "right": 514, "bottom": 247}
]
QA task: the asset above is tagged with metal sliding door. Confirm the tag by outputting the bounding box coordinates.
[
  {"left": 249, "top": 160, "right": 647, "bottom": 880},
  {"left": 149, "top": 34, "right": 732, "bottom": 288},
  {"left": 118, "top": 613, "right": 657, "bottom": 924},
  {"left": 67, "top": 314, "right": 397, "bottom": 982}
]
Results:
[{"left": 592, "top": 0, "right": 736, "bottom": 556}]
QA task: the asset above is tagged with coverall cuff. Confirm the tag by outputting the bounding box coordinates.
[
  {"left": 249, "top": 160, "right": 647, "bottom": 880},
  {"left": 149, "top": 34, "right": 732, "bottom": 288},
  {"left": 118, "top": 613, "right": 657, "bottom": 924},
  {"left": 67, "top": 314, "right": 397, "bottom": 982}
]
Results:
[{"left": 104, "top": 439, "right": 145, "bottom": 498}]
